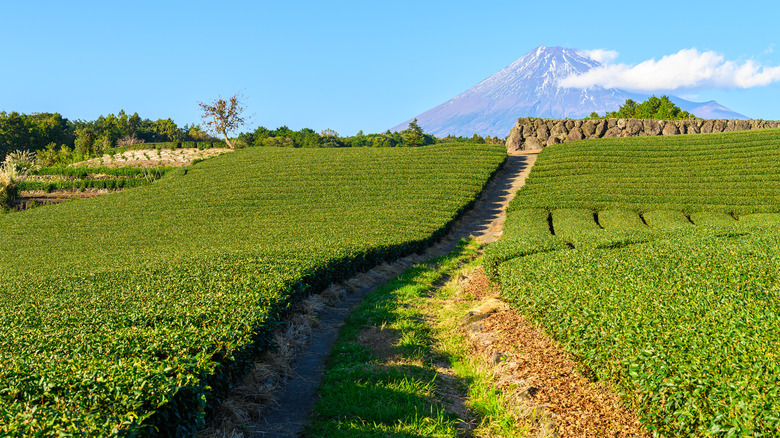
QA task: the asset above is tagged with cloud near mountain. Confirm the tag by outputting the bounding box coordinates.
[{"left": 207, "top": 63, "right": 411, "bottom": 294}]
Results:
[{"left": 560, "top": 48, "right": 780, "bottom": 91}]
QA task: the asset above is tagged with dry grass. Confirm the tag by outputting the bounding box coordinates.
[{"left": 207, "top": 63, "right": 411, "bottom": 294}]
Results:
[{"left": 454, "top": 268, "right": 647, "bottom": 438}]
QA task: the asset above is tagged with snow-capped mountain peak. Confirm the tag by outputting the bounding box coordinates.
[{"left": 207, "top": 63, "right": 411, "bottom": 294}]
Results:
[{"left": 392, "top": 45, "right": 746, "bottom": 137}]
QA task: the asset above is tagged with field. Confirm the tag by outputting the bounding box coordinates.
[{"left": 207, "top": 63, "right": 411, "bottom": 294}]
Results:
[
  {"left": 0, "top": 144, "right": 506, "bottom": 436},
  {"left": 485, "top": 129, "right": 780, "bottom": 436}
]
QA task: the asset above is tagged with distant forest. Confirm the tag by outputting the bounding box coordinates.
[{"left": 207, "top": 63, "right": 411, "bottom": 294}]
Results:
[
  {"left": 236, "top": 119, "right": 503, "bottom": 149},
  {"left": 0, "top": 112, "right": 503, "bottom": 166}
]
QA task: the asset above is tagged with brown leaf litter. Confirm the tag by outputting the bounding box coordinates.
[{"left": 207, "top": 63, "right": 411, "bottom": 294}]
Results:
[{"left": 457, "top": 266, "right": 648, "bottom": 438}]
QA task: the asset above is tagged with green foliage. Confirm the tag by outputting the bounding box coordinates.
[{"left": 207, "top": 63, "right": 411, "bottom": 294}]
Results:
[
  {"left": 437, "top": 133, "right": 505, "bottom": 145},
  {"left": 499, "top": 222, "right": 780, "bottom": 436},
  {"left": 33, "top": 165, "right": 176, "bottom": 179},
  {"left": 0, "top": 144, "right": 506, "bottom": 435},
  {"left": 486, "top": 129, "right": 780, "bottom": 435},
  {"left": 35, "top": 143, "right": 73, "bottom": 167},
  {"left": 513, "top": 128, "right": 780, "bottom": 214},
  {"left": 238, "top": 123, "right": 439, "bottom": 149},
  {"left": 18, "top": 177, "right": 153, "bottom": 192},
  {"left": 592, "top": 95, "right": 695, "bottom": 120},
  {"left": 0, "top": 110, "right": 219, "bottom": 165},
  {"left": 400, "top": 118, "right": 435, "bottom": 147},
  {"left": 0, "top": 112, "right": 74, "bottom": 151}
]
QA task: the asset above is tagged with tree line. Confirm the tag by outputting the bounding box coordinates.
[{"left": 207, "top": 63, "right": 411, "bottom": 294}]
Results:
[
  {"left": 237, "top": 119, "right": 438, "bottom": 148},
  {"left": 1, "top": 107, "right": 504, "bottom": 167},
  {"left": 0, "top": 110, "right": 217, "bottom": 163},
  {"left": 238, "top": 119, "right": 503, "bottom": 149}
]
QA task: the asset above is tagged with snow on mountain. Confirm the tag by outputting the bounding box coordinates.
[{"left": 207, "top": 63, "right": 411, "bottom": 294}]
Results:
[{"left": 392, "top": 45, "right": 748, "bottom": 137}]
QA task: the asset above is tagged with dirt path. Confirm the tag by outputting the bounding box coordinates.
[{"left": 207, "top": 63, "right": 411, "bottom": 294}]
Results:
[{"left": 202, "top": 151, "right": 539, "bottom": 438}]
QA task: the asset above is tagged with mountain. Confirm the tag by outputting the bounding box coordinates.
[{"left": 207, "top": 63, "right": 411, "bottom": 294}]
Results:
[
  {"left": 392, "top": 46, "right": 748, "bottom": 137},
  {"left": 671, "top": 98, "right": 748, "bottom": 120}
]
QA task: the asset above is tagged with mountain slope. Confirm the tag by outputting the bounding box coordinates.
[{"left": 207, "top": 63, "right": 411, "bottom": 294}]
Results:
[{"left": 393, "top": 46, "right": 748, "bottom": 137}]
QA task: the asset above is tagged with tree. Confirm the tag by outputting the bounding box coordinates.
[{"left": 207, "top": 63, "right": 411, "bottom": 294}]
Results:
[
  {"left": 198, "top": 93, "right": 247, "bottom": 149},
  {"left": 402, "top": 118, "right": 424, "bottom": 147},
  {"left": 400, "top": 118, "right": 435, "bottom": 147},
  {"left": 604, "top": 96, "right": 694, "bottom": 120}
]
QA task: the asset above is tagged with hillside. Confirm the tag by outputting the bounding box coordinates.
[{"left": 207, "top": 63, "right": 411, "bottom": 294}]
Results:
[
  {"left": 0, "top": 144, "right": 506, "bottom": 436},
  {"left": 485, "top": 129, "right": 780, "bottom": 435}
]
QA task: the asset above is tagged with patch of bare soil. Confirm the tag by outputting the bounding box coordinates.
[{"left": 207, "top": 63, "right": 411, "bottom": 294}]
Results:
[
  {"left": 458, "top": 267, "right": 648, "bottom": 438},
  {"left": 357, "top": 325, "right": 400, "bottom": 362},
  {"left": 75, "top": 147, "right": 232, "bottom": 168}
]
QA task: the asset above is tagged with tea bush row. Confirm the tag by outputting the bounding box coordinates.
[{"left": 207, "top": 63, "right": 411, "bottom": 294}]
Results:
[
  {"left": 18, "top": 177, "right": 151, "bottom": 192},
  {"left": 33, "top": 166, "right": 176, "bottom": 179},
  {"left": 499, "top": 222, "right": 780, "bottom": 436},
  {"left": 512, "top": 128, "right": 780, "bottom": 214}
]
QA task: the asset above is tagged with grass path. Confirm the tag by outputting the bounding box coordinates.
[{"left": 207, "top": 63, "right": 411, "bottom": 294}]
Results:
[{"left": 305, "top": 241, "right": 532, "bottom": 437}]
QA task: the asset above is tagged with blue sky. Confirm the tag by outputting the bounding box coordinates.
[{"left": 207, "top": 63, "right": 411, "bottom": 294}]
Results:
[{"left": 2, "top": 0, "right": 779, "bottom": 136}]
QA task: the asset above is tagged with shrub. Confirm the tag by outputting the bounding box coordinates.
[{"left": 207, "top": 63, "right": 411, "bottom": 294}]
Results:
[
  {"left": 0, "top": 166, "right": 18, "bottom": 207},
  {"left": 3, "top": 149, "right": 37, "bottom": 175}
]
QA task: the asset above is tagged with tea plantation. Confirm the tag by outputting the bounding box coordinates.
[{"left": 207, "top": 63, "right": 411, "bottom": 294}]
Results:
[
  {"left": 485, "top": 129, "right": 780, "bottom": 436},
  {"left": 0, "top": 144, "right": 506, "bottom": 436}
]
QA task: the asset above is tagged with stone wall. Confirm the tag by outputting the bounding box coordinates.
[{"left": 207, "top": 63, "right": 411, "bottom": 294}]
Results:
[{"left": 505, "top": 117, "right": 780, "bottom": 152}]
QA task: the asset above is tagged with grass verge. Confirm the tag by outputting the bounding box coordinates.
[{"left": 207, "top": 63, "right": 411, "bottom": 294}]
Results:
[{"left": 306, "top": 240, "right": 533, "bottom": 437}]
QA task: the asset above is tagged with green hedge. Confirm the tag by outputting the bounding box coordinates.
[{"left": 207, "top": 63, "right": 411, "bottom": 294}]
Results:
[
  {"left": 18, "top": 178, "right": 150, "bottom": 191},
  {"left": 34, "top": 166, "right": 175, "bottom": 178}
]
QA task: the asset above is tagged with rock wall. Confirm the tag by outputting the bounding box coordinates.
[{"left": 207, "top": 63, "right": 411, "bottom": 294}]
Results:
[{"left": 505, "top": 117, "right": 780, "bottom": 152}]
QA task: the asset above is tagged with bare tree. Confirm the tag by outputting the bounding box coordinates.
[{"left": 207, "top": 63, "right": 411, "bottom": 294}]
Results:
[{"left": 198, "top": 93, "right": 246, "bottom": 149}]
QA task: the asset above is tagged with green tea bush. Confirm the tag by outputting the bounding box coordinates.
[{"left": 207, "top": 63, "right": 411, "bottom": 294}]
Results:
[
  {"left": 642, "top": 209, "right": 692, "bottom": 229},
  {"left": 513, "top": 128, "right": 780, "bottom": 214},
  {"left": 499, "top": 224, "right": 780, "bottom": 436}
]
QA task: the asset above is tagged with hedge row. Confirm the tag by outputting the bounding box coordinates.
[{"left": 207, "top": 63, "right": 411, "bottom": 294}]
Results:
[{"left": 18, "top": 177, "right": 151, "bottom": 192}]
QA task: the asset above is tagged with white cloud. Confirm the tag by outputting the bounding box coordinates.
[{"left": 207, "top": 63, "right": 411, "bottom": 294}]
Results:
[
  {"left": 577, "top": 49, "right": 619, "bottom": 64},
  {"left": 560, "top": 48, "right": 780, "bottom": 91}
]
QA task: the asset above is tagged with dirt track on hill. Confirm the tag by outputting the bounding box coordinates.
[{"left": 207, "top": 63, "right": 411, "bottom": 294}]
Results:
[
  {"left": 201, "top": 151, "right": 537, "bottom": 437},
  {"left": 203, "top": 150, "right": 646, "bottom": 437}
]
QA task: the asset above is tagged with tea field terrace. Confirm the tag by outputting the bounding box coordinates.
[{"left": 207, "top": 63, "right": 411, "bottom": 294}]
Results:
[
  {"left": 0, "top": 143, "right": 506, "bottom": 435},
  {"left": 485, "top": 128, "right": 780, "bottom": 436}
]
